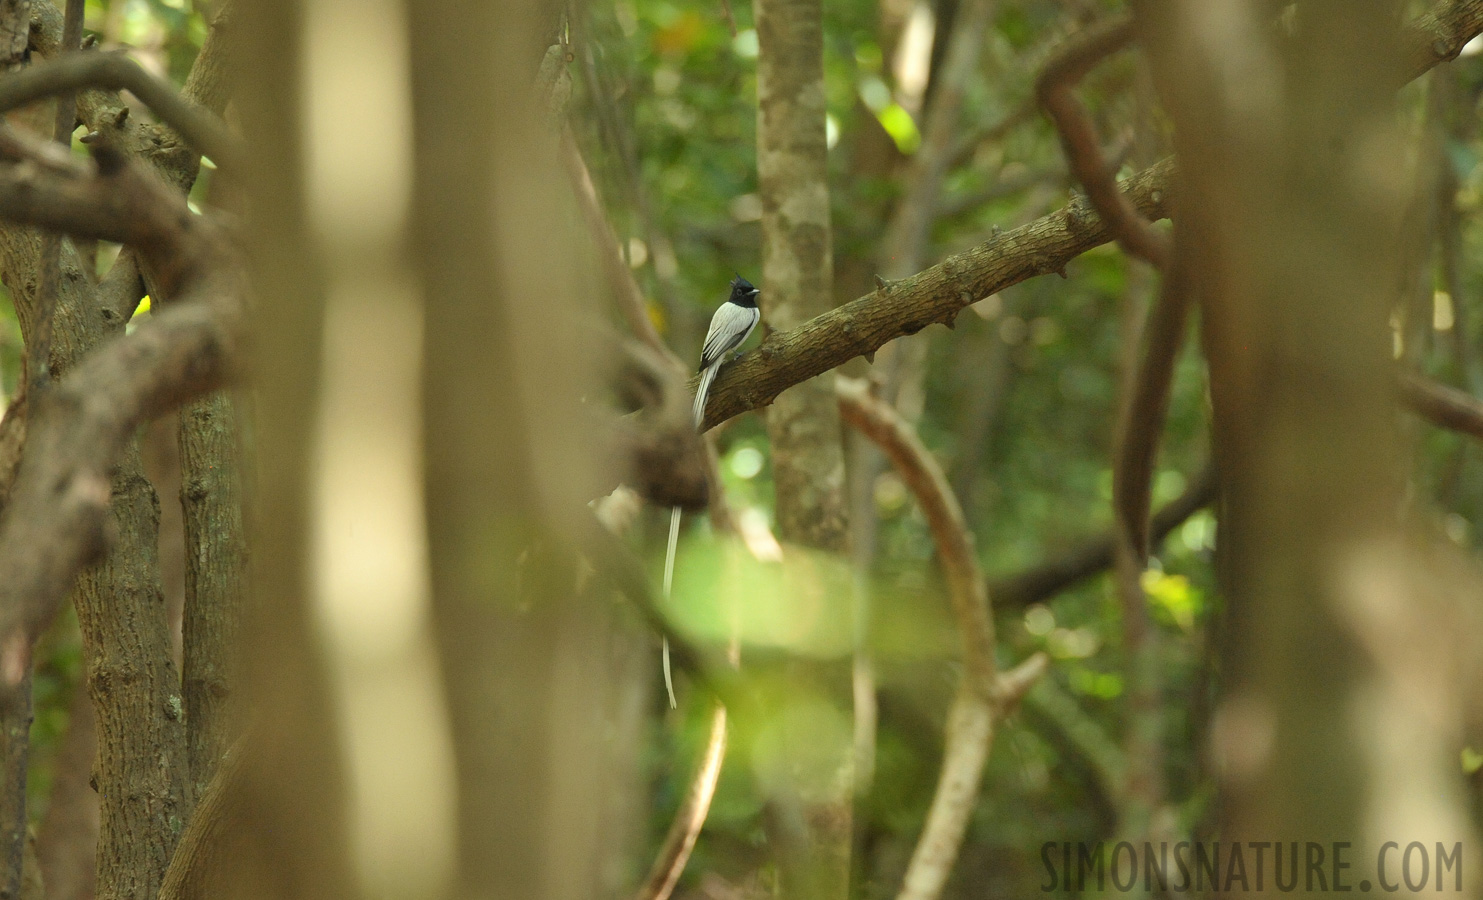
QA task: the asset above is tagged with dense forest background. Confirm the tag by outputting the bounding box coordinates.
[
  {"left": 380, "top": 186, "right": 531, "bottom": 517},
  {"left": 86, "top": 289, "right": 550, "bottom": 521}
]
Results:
[{"left": 0, "top": 0, "right": 1480, "bottom": 899}]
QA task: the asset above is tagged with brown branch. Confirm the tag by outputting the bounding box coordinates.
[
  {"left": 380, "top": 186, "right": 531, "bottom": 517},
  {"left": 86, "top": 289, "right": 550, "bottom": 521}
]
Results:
[
  {"left": 699, "top": 0, "right": 1483, "bottom": 433},
  {"left": 989, "top": 462, "right": 1217, "bottom": 611},
  {"left": 1112, "top": 256, "right": 1191, "bottom": 561},
  {"left": 1036, "top": 17, "right": 1170, "bottom": 269},
  {"left": 562, "top": 128, "right": 667, "bottom": 357},
  {"left": 836, "top": 376, "right": 1047, "bottom": 900},
  {"left": 0, "top": 137, "right": 242, "bottom": 647},
  {"left": 0, "top": 52, "right": 244, "bottom": 172},
  {"left": 1401, "top": 0, "right": 1483, "bottom": 85},
  {"left": 838, "top": 377, "right": 995, "bottom": 689},
  {"left": 633, "top": 703, "right": 728, "bottom": 900},
  {"left": 1107, "top": 251, "right": 1190, "bottom": 838},
  {"left": 1399, "top": 370, "right": 1483, "bottom": 442},
  {"left": 701, "top": 157, "right": 1175, "bottom": 430}
]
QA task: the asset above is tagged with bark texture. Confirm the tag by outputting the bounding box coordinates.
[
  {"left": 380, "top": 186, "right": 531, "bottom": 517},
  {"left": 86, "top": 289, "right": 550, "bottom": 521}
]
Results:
[
  {"left": 177, "top": 390, "right": 243, "bottom": 804},
  {"left": 755, "top": 0, "right": 852, "bottom": 894}
]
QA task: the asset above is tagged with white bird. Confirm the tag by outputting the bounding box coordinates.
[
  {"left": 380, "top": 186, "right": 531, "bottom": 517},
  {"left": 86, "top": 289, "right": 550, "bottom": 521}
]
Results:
[{"left": 661, "top": 275, "right": 761, "bottom": 708}]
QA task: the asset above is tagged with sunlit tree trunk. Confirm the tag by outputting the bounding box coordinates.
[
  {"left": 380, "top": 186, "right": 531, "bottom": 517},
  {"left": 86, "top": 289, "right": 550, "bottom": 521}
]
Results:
[{"left": 755, "top": 0, "right": 854, "bottom": 894}]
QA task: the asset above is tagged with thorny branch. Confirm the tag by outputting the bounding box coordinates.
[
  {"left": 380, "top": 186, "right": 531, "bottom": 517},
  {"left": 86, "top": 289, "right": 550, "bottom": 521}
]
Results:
[
  {"left": 699, "top": 0, "right": 1483, "bottom": 432},
  {"left": 836, "top": 376, "right": 1046, "bottom": 900},
  {"left": 1036, "top": 17, "right": 1170, "bottom": 269}
]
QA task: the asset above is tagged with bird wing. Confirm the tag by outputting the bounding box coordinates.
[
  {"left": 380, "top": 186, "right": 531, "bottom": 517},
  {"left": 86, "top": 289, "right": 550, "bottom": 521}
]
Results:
[{"left": 699, "top": 303, "right": 760, "bottom": 370}]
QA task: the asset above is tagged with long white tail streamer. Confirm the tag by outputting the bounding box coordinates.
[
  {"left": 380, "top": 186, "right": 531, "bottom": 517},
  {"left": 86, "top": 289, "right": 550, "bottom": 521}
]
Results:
[{"left": 660, "top": 362, "right": 723, "bottom": 709}]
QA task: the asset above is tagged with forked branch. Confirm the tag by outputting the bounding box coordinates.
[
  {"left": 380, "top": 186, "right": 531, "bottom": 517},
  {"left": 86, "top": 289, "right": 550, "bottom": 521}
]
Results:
[
  {"left": 0, "top": 52, "right": 244, "bottom": 171},
  {"left": 836, "top": 377, "right": 1046, "bottom": 900},
  {"left": 0, "top": 133, "right": 243, "bottom": 650}
]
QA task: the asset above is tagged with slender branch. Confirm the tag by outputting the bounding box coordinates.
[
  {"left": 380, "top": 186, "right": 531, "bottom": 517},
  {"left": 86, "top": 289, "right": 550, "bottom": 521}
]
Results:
[
  {"left": 562, "top": 128, "right": 667, "bottom": 357},
  {"left": 1036, "top": 17, "right": 1169, "bottom": 269},
  {"left": 989, "top": 462, "right": 1216, "bottom": 611},
  {"left": 1399, "top": 370, "right": 1483, "bottom": 442},
  {"left": 1112, "top": 256, "right": 1190, "bottom": 561},
  {"left": 0, "top": 52, "right": 244, "bottom": 171},
  {"left": 836, "top": 376, "right": 1047, "bottom": 900},
  {"left": 1108, "top": 251, "right": 1190, "bottom": 837},
  {"left": 880, "top": 0, "right": 995, "bottom": 283},
  {"left": 700, "top": 0, "right": 1483, "bottom": 432},
  {"left": 838, "top": 377, "right": 996, "bottom": 689},
  {"left": 633, "top": 704, "right": 728, "bottom": 900}
]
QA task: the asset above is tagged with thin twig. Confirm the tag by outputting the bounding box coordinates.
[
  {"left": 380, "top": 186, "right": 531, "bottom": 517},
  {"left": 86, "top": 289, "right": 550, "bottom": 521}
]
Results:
[
  {"left": 0, "top": 52, "right": 244, "bottom": 172},
  {"left": 1107, "top": 244, "right": 1190, "bottom": 838},
  {"left": 562, "top": 128, "right": 667, "bottom": 357},
  {"left": 1112, "top": 246, "right": 1190, "bottom": 561},
  {"left": 1036, "top": 17, "right": 1170, "bottom": 269},
  {"left": 836, "top": 376, "right": 1047, "bottom": 900}
]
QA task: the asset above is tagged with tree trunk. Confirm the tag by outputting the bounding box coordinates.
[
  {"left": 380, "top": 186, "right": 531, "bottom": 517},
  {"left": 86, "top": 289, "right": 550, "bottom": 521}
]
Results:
[
  {"left": 409, "top": 1, "right": 617, "bottom": 898},
  {"left": 755, "top": 0, "right": 854, "bottom": 894},
  {"left": 213, "top": 0, "right": 357, "bottom": 896},
  {"left": 1140, "top": 0, "right": 1479, "bottom": 887}
]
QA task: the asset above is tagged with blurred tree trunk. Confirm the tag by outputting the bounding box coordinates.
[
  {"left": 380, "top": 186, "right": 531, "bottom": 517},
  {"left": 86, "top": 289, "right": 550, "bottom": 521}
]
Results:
[
  {"left": 215, "top": 0, "right": 357, "bottom": 897},
  {"left": 755, "top": 0, "right": 854, "bottom": 895},
  {"left": 410, "top": 2, "right": 616, "bottom": 899},
  {"left": 1140, "top": 1, "right": 1478, "bottom": 889}
]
